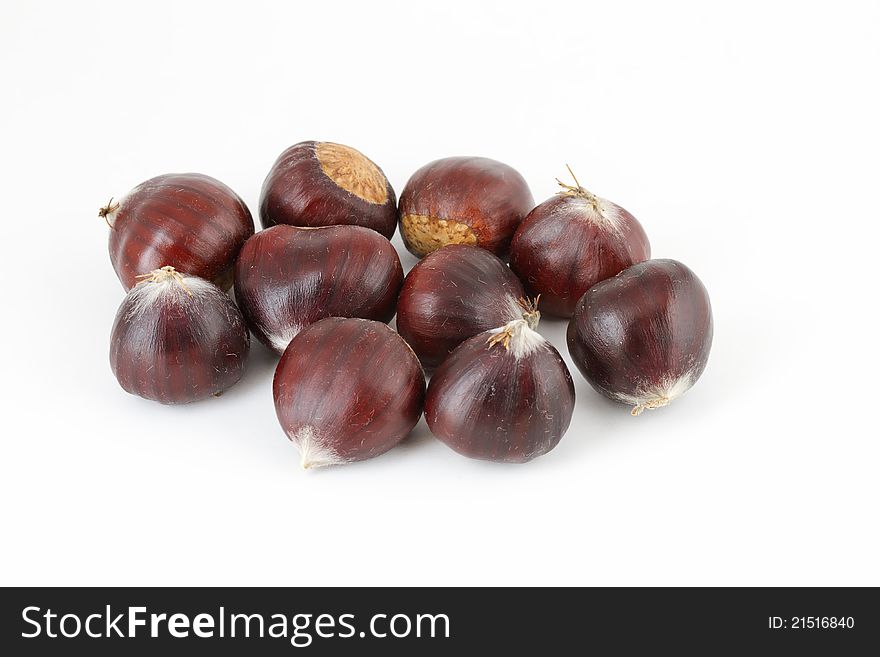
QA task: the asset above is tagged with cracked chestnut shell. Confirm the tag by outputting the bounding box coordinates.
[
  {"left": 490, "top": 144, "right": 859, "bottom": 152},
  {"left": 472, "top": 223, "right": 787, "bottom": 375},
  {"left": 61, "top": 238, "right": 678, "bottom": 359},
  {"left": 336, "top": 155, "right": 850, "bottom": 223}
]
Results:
[
  {"left": 234, "top": 224, "right": 403, "bottom": 355},
  {"left": 510, "top": 170, "right": 650, "bottom": 317},
  {"left": 110, "top": 266, "right": 250, "bottom": 404},
  {"left": 396, "top": 245, "right": 527, "bottom": 369},
  {"left": 425, "top": 308, "right": 575, "bottom": 463},
  {"left": 259, "top": 141, "right": 397, "bottom": 238},
  {"left": 567, "top": 259, "right": 712, "bottom": 415},
  {"left": 102, "top": 173, "right": 254, "bottom": 291},
  {"left": 273, "top": 318, "right": 426, "bottom": 469},
  {"left": 398, "top": 156, "right": 534, "bottom": 258}
]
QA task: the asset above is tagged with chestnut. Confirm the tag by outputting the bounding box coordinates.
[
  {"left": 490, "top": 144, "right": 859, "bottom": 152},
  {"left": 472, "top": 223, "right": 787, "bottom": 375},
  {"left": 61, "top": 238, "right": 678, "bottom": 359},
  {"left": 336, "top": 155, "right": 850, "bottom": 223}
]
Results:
[
  {"left": 396, "top": 245, "right": 530, "bottom": 369},
  {"left": 101, "top": 173, "right": 254, "bottom": 291},
  {"left": 567, "top": 259, "right": 713, "bottom": 415},
  {"left": 110, "top": 266, "right": 250, "bottom": 404},
  {"left": 259, "top": 141, "right": 397, "bottom": 238},
  {"left": 510, "top": 167, "right": 651, "bottom": 317},
  {"left": 398, "top": 156, "right": 534, "bottom": 258},
  {"left": 273, "top": 318, "right": 425, "bottom": 469},
  {"left": 425, "top": 304, "right": 575, "bottom": 463},
  {"left": 234, "top": 224, "right": 403, "bottom": 355}
]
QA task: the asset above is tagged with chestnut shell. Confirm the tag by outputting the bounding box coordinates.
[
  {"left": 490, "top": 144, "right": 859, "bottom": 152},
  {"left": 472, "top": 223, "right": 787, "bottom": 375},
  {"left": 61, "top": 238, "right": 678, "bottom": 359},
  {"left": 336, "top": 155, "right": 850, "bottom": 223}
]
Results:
[
  {"left": 273, "top": 318, "right": 426, "bottom": 468},
  {"left": 234, "top": 224, "right": 403, "bottom": 355},
  {"left": 396, "top": 245, "right": 526, "bottom": 369},
  {"left": 566, "top": 259, "right": 712, "bottom": 413},
  {"left": 259, "top": 141, "right": 397, "bottom": 238},
  {"left": 510, "top": 193, "right": 650, "bottom": 317},
  {"left": 425, "top": 326, "right": 575, "bottom": 463},
  {"left": 107, "top": 173, "right": 254, "bottom": 291},
  {"left": 110, "top": 271, "right": 250, "bottom": 404},
  {"left": 398, "top": 156, "right": 534, "bottom": 258}
]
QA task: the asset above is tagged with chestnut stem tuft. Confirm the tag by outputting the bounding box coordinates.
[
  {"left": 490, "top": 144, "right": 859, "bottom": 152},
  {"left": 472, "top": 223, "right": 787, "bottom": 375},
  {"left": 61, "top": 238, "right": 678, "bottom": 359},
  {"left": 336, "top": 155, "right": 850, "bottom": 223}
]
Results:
[
  {"left": 98, "top": 197, "right": 120, "bottom": 228},
  {"left": 631, "top": 397, "right": 670, "bottom": 416},
  {"left": 486, "top": 303, "right": 541, "bottom": 352},
  {"left": 517, "top": 295, "right": 541, "bottom": 330},
  {"left": 487, "top": 325, "right": 515, "bottom": 350},
  {"left": 556, "top": 164, "right": 603, "bottom": 214},
  {"left": 135, "top": 265, "right": 193, "bottom": 296}
]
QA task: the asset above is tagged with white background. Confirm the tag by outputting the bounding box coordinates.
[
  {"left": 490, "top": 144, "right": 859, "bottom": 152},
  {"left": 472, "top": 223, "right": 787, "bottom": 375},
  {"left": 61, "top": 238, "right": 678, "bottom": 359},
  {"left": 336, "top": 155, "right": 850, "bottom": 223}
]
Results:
[{"left": 1, "top": 1, "right": 878, "bottom": 586}]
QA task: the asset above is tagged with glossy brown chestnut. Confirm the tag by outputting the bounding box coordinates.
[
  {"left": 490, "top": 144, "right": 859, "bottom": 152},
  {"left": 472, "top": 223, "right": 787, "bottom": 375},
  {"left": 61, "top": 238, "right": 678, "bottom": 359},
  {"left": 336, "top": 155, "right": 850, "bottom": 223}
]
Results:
[
  {"left": 425, "top": 306, "right": 575, "bottom": 463},
  {"left": 102, "top": 173, "right": 254, "bottom": 291},
  {"left": 567, "top": 259, "right": 712, "bottom": 415},
  {"left": 259, "top": 141, "right": 397, "bottom": 238},
  {"left": 234, "top": 224, "right": 403, "bottom": 355},
  {"left": 110, "top": 266, "right": 250, "bottom": 404},
  {"left": 396, "top": 245, "right": 529, "bottom": 369},
  {"left": 273, "top": 318, "right": 426, "bottom": 469},
  {"left": 510, "top": 168, "right": 650, "bottom": 317},
  {"left": 398, "top": 156, "right": 534, "bottom": 258}
]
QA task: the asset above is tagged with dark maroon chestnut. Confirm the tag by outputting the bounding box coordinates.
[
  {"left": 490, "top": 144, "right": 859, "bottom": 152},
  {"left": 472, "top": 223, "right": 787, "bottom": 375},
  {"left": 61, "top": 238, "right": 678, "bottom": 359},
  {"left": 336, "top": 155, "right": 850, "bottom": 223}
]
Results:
[
  {"left": 425, "top": 305, "right": 575, "bottom": 463},
  {"left": 396, "top": 245, "right": 530, "bottom": 369},
  {"left": 273, "top": 318, "right": 425, "bottom": 469},
  {"left": 567, "top": 259, "right": 712, "bottom": 415},
  {"left": 110, "top": 266, "right": 250, "bottom": 404},
  {"left": 259, "top": 141, "right": 397, "bottom": 238},
  {"left": 101, "top": 173, "right": 254, "bottom": 291},
  {"left": 510, "top": 167, "right": 650, "bottom": 317},
  {"left": 234, "top": 224, "right": 403, "bottom": 355},
  {"left": 398, "top": 156, "right": 534, "bottom": 258}
]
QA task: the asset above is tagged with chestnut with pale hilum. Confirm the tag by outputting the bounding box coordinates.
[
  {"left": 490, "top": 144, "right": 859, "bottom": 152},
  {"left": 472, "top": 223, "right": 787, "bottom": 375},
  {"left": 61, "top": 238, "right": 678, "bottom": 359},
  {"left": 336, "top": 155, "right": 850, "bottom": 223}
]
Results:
[
  {"left": 109, "top": 266, "right": 250, "bottom": 404},
  {"left": 395, "top": 244, "right": 530, "bottom": 369},
  {"left": 510, "top": 165, "right": 650, "bottom": 318},
  {"left": 101, "top": 173, "right": 254, "bottom": 291},
  {"left": 425, "top": 298, "right": 576, "bottom": 463},
  {"left": 398, "top": 156, "right": 535, "bottom": 258},
  {"left": 273, "top": 318, "right": 426, "bottom": 470},
  {"left": 234, "top": 224, "right": 403, "bottom": 355},
  {"left": 566, "top": 259, "right": 713, "bottom": 416},
  {"left": 259, "top": 141, "right": 398, "bottom": 238}
]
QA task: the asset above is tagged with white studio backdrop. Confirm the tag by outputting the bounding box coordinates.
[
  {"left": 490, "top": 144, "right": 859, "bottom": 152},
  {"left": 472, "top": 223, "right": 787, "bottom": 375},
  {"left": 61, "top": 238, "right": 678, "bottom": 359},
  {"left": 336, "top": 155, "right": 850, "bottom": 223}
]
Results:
[{"left": 0, "top": 0, "right": 878, "bottom": 586}]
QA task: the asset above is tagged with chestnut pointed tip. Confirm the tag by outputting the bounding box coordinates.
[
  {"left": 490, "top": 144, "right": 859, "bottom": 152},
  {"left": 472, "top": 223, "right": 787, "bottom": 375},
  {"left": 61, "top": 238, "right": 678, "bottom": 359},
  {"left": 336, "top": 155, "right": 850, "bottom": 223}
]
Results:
[
  {"left": 555, "top": 164, "right": 596, "bottom": 203},
  {"left": 630, "top": 398, "right": 669, "bottom": 416},
  {"left": 268, "top": 327, "right": 301, "bottom": 355},
  {"left": 134, "top": 265, "right": 193, "bottom": 296},
  {"left": 293, "top": 426, "right": 345, "bottom": 471},
  {"left": 486, "top": 318, "right": 546, "bottom": 359},
  {"left": 299, "top": 452, "right": 340, "bottom": 471},
  {"left": 620, "top": 371, "right": 695, "bottom": 416},
  {"left": 299, "top": 454, "right": 336, "bottom": 471}
]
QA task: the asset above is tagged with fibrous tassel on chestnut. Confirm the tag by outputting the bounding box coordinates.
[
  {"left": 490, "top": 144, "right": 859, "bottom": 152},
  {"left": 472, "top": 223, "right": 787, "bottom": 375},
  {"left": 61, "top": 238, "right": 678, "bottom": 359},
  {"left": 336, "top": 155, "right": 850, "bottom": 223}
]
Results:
[
  {"left": 259, "top": 141, "right": 398, "bottom": 238},
  {"left": 398, "top": 156, "right": 534, "bottom": 258},
  {"left": 396, "top": 244, "right": 530, "bottom": 369},
  {"left": 566, "top": 259, "right": 712, "bottom": 415},
  {"left": 273, "top": 318, "right": 426, "bottom": 469},
  {"left": 425, "top": 300, "right": 575, "bottom": 463},
  {"left": 102, "top": 173, "right": 254, "bottom": 291},
  {"left": 510, "top": 166, "right": 650, "bottom": 317},
  {"left": 110, "top": 266, "right": 250, "bottom": 404},
  {"left": 234, "top": 224, "right": 403, "bottom": 355}
]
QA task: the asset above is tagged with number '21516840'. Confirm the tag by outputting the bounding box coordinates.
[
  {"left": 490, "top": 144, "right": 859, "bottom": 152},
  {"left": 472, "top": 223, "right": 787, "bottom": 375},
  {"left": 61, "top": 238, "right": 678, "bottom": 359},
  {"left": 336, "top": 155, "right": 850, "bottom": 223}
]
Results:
[{"left": 768, "top": 616, "right": 854, "bottom": 629}]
